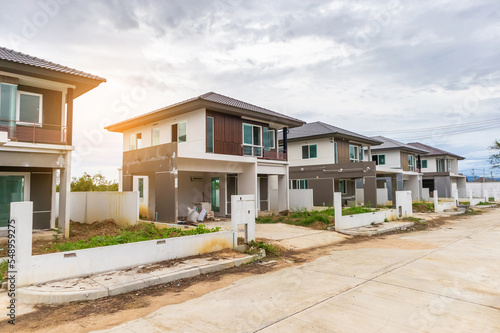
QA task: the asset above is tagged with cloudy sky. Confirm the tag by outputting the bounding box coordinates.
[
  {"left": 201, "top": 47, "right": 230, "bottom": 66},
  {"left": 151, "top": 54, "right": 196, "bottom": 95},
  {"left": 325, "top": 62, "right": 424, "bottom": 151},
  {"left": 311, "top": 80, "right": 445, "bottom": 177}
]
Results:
[{"left": 1, "top": 0, "right": 499, "bottom": 180}]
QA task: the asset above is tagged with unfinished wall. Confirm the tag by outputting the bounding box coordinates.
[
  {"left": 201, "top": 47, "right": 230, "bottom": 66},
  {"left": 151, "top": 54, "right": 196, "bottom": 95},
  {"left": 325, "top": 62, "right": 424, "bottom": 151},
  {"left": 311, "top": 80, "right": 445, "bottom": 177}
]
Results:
[
  {"left": 67, "top": 192, "right": 139, "bottom": 227},
  {"left": 289, "top": 189, "right": 314, "bottom": 211}
]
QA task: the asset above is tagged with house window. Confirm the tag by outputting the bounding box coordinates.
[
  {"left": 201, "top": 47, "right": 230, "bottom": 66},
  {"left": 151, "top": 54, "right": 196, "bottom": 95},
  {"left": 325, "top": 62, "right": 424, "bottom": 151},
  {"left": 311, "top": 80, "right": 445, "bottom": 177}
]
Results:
[
  {"left": 263, "top": 127, "right": 276, "bottom": 151},
  {"left": 421, "top": 160, "right": 428, "bottom": 168},
  {"left": 339, "top": 179, "right": 347, "bottom": 194},
  {"left": 372, "top": 154, "right": 386, "bottom": 165},
  {"left": 334, "top": 142, "right": 338, "bottom": 163},
  {"left": 206, "top": 116, "right": 214, "bottom": 153},
  {"left": 243, "top": 123, "right": 262, "bottom": 157},
  {"left": 136, "top": 133, "right": 142, "bottom": 149},
  {"left": 408, "top": 155, "right": 416, "bottom": 171},
  {"left": 152, "top": 126, "right": 159, "bottom": 146},
  {"left": 178, "top": 121, "right": 187, "bottom": 143},
  {"left": 129, "top": 133, "right": 136, "bottom": 150},
  {"left": 17, "top": 91, "right": 43, "bottom": 125},
  {"left": 436, "top": 159, "right": 449, "bottom": 172},
  {"left": 0, "top": 83, "right": 17, "bottom": 121},
  {"left": 349, "top": 145, "right": 361, "bottom": 162},
  {"left": 291, "top": 179, "right": 308, "bottom": 189},
  {"left": 302, "top": 144, "right": 317, "bottom": 159},
  {"left": 138, "top": 178, "right": 144, "bottom": 199}
]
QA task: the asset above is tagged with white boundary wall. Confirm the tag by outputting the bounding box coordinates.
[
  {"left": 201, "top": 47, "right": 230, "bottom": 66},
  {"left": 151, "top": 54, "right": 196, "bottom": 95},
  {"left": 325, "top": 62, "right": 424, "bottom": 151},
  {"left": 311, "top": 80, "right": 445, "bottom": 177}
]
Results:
[
  {"left": 466, "top": 182, "right": 500, "bottom": 198},
  {"left": 289, "top": 189, "right": 314, "bottom": 211},
  {"left": 11, "top": 202, "right": 234, "bottom": 287},
  {"left": 433, "top": 190, "right": 457, "bottom": 212},
  {"left": 334, "top": 191, "right": 412, "bottom": 231},
  {"left": 57, "top": 192, "right": 139, "bottom": 226},
  {"left": 422, "top": 188, "right": 430, "bottom": 201}
]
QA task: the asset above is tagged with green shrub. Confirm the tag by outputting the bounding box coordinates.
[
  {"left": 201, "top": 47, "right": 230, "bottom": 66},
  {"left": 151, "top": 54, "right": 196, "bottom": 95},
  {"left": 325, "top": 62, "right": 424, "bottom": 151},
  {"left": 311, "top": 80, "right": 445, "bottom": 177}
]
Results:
[{"left": 342, "top": 206, "right": 375, "bottom": 216}]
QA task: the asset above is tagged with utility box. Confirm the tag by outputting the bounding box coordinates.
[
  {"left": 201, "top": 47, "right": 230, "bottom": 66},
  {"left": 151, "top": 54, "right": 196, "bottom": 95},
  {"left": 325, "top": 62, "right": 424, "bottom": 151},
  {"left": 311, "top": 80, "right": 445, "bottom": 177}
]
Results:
[{"left": 231, "top": 195, "right": 255, "bottom": 243}]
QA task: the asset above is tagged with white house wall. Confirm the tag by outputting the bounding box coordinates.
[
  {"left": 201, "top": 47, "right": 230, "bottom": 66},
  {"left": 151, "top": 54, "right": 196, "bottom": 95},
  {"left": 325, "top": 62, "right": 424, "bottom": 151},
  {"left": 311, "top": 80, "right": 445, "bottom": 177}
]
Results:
[
  {"left": 123, "top": 108, "right": 206, "bottom": 154},
  {"left": 288, "top": 137, "right": 334, "bottom": 166},
  {"left": 372, "top": 149, "right": 402, "bottom": 169}
]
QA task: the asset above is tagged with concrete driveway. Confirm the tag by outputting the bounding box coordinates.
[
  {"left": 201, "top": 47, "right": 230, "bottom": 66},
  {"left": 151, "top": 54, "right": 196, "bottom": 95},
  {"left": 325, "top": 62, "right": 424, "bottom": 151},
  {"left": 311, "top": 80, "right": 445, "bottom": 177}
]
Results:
[{"left": 95, "top": 209, "right": 500, "bottom": 333}]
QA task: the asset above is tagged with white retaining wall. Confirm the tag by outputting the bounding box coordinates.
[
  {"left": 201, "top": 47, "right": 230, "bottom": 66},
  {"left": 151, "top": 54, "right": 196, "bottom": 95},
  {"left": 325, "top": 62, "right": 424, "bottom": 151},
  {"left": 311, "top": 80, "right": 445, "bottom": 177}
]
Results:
[
  {"left": 11, "top": 202, "right": 234, "bottom": 287},
  {"left": 334, "top": 191, "right": 412, "bottom": 231},
  {"left": 289, "top": 189, "right": 314, "bottom": 211}
]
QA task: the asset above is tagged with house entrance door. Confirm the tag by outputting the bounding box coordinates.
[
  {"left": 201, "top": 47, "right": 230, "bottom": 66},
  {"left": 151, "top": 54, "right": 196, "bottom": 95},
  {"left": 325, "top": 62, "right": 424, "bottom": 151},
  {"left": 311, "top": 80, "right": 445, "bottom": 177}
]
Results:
[
  {"left": 211, "top": 177, "right": 220, "bottom": 212},
  {"left": 226, "top": 175, "right": 238, "bottom": 215},
  {"left": 0, "top": 175, "right": 25, "bottom": 228}
]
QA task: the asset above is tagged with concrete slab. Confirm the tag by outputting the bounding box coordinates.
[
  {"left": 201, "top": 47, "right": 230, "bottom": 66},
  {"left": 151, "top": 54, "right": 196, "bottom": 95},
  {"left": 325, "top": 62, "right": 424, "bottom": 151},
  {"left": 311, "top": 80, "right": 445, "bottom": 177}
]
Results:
[{"left": 341, "top": 221, "right": 415, "bottom": 236}]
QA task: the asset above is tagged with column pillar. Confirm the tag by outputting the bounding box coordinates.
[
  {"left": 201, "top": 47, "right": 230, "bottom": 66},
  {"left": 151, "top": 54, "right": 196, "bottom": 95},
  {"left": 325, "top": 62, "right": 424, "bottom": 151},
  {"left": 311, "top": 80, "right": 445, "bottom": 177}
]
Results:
[{"left": 58, "top": 153, "right": 71, "bottom": 238}]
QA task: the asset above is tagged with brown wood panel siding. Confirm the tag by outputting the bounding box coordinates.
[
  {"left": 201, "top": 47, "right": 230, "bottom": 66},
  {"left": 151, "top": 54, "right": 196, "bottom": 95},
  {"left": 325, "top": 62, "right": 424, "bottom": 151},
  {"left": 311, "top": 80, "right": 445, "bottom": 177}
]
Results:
[
  {"left": 336, "top": 140, "right": 350, "bottom": 164},
  {"left": 401, "top": 152, "right": 409, "bottom": 171},
  {"left": 207, "top": 110, "right": 243, "bottom": 156}
]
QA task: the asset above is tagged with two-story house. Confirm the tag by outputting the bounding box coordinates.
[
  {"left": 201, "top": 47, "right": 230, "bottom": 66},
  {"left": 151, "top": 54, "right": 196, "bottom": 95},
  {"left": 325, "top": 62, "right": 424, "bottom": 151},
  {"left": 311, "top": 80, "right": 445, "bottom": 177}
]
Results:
[
  {"left": 105, "top": 92, "right": 305, "bottom": 221},
  {"left": 0, "top": 46, "right": 106, "bottom": 236},
  {"left": 369, "top": 136, "right": 427, "bottom": 201},
  {"left": 280, "top": 121, "right": 382, "bottom": 207},
  {"left": 407, "top": 142, "right": 466, "bottom": 198}
]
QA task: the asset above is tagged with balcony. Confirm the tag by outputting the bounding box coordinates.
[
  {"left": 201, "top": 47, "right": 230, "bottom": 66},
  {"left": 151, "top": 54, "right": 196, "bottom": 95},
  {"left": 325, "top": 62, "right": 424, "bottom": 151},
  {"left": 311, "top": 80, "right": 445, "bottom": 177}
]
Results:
[
  {"left": 0, "top": 119, "right": 67, "bottom": 145},
  {"left": 262, "top": 149, "right": 287, "bottom": 161}
]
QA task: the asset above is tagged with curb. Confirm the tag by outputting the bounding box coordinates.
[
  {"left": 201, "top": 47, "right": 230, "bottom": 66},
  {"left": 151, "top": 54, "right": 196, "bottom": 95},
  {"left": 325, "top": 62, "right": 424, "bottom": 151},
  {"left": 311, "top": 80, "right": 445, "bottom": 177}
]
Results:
[{"left": 17, "top": 254, "right": 262, "bottom": 305}]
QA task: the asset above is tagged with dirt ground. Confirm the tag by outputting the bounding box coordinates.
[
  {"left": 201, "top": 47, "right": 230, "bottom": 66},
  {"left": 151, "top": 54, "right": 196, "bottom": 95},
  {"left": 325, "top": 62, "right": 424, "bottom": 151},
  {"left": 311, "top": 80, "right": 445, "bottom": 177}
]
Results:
[{"left": 0, "top": 209, "right": 486, "bottom": 333}]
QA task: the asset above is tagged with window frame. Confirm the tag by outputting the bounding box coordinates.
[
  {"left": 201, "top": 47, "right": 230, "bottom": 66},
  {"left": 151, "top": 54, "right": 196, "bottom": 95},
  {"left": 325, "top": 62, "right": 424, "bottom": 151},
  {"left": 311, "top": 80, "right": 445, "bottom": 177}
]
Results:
[
  {"left": 178, "top": 121, "right": 187, "bottom": 143},
  {"left": 136, "top": 132, "right": 142, "bottom": 149},
  {"left": 339, "top": 179, "right": 347, "bottom": 194},
  {"left": 349, "top": 145, "right": 360, "bottom": 162},
  {"left": 334, "top": 142, "right": 338, "bottom": 164},
  {"left": 302, "top": 144, "right": 318, "bottom": 159},
  {"left": 0, "top": 83, "right": 17, "bottom": 121},
  {"left": 206, "top": 116, "right": 214, "bottom": 153},
  {"left": 421, "top": 159, "right": 428, "bottom": 169},
  {"left": 138, "top": 177, "right": 144, "bottom": 199},
  {"left": 372, "top": 154, "right": 386, "bottom": 165},
  {"left": 16, "top": 90, "right": 43, "bottom": 126},
  {"left": 291, "top": 179, "right": 308, "bottom": 189},
  {"left": 242, "top": 123, "right": 263, "bottom": 157},
  {"left": 408, "top": 155, "right": 416, "bottom": 172}
]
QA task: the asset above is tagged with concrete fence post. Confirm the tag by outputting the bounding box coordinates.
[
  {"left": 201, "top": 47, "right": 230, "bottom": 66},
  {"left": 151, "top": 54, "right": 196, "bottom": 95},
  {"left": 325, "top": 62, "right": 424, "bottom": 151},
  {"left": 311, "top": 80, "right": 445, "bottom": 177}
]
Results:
[
  {"left": 334, "top": 192, "right": 343, "bottom": 231},
  {"left": 484, "top": 190, "right": 489, "bottom": 203},
  {"left": 396, "top": 190, "right": 413, "bottom": 218},
  {"left": 453, "top": 190, "right": 459, "bottom": 207},
  {"left": 10, "top": 201, "right": 33, "bottom": 288},
  {"left": 433, "top": 190, "right": 439, "bottom": 213}
]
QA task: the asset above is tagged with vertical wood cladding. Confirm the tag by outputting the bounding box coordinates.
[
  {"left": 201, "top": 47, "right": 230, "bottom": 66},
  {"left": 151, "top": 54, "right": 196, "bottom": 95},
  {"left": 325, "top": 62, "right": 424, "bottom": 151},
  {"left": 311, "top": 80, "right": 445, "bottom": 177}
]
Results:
[
  {"left": 207, "top": 110, "right": 243, "bottom": 156},
  {"left": 336, "top": 139, "right": 350, "bottom": 164},
  {"left": 401, "top": 152, "right": 409, "bottom": 171}
]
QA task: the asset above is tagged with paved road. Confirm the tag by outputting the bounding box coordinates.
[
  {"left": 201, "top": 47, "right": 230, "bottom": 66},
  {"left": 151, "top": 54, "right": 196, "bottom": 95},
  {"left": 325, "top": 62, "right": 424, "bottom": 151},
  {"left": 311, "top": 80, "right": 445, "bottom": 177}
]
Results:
[{"left": 95, "top": 210, "right": 500, "bottom": 333}]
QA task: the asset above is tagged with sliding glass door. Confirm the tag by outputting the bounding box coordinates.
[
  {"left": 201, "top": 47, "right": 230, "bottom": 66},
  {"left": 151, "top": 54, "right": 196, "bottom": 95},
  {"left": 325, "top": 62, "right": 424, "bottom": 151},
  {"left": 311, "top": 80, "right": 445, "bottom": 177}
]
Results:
[{"left": 0, "top": 175, "right": 25, "bottom": 227}]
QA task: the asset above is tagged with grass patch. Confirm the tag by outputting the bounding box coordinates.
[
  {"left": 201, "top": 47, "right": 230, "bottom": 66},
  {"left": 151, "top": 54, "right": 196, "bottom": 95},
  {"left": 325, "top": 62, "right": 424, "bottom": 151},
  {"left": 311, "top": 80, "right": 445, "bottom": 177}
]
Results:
[
  {"left": 342, "top": 206, "right": 375, "bottom": 216},
  {"left": 0, "top": 259, "right": 7, "bottom": 283},
  {"left": 40, "top": 224, "right": 221, "bottom": 254},
  {"left": 256, "top": 209, "right": 335, "bottom": 228},
  {"left": 459, "top": 208, "right": 482, "bottom": 216},
  {"left": 476, "top": 201, "right": 494, "bottom": 206},
  {"left": 247, "top": 240, "right": 281, "bottom": 257},
  {"left": 412, "top": 201, "right": 434, "bottom": 213}
]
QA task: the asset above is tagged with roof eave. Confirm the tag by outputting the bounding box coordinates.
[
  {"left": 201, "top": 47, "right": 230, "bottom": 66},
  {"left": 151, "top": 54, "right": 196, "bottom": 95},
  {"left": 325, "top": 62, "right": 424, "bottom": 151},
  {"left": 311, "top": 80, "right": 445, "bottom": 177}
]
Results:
[{"left": 105, "top": 99, "right": 305, "bottom": 133}]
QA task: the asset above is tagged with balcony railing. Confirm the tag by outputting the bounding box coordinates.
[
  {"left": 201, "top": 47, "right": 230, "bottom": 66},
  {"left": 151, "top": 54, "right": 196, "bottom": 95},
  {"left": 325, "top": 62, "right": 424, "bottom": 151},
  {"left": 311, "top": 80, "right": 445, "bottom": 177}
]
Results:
[
  {"left": 262, "top": 149, "right": 287, "bottom": 161},
  {"left": 0, "top": 119, "right": 67, "bottom": 145}
]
